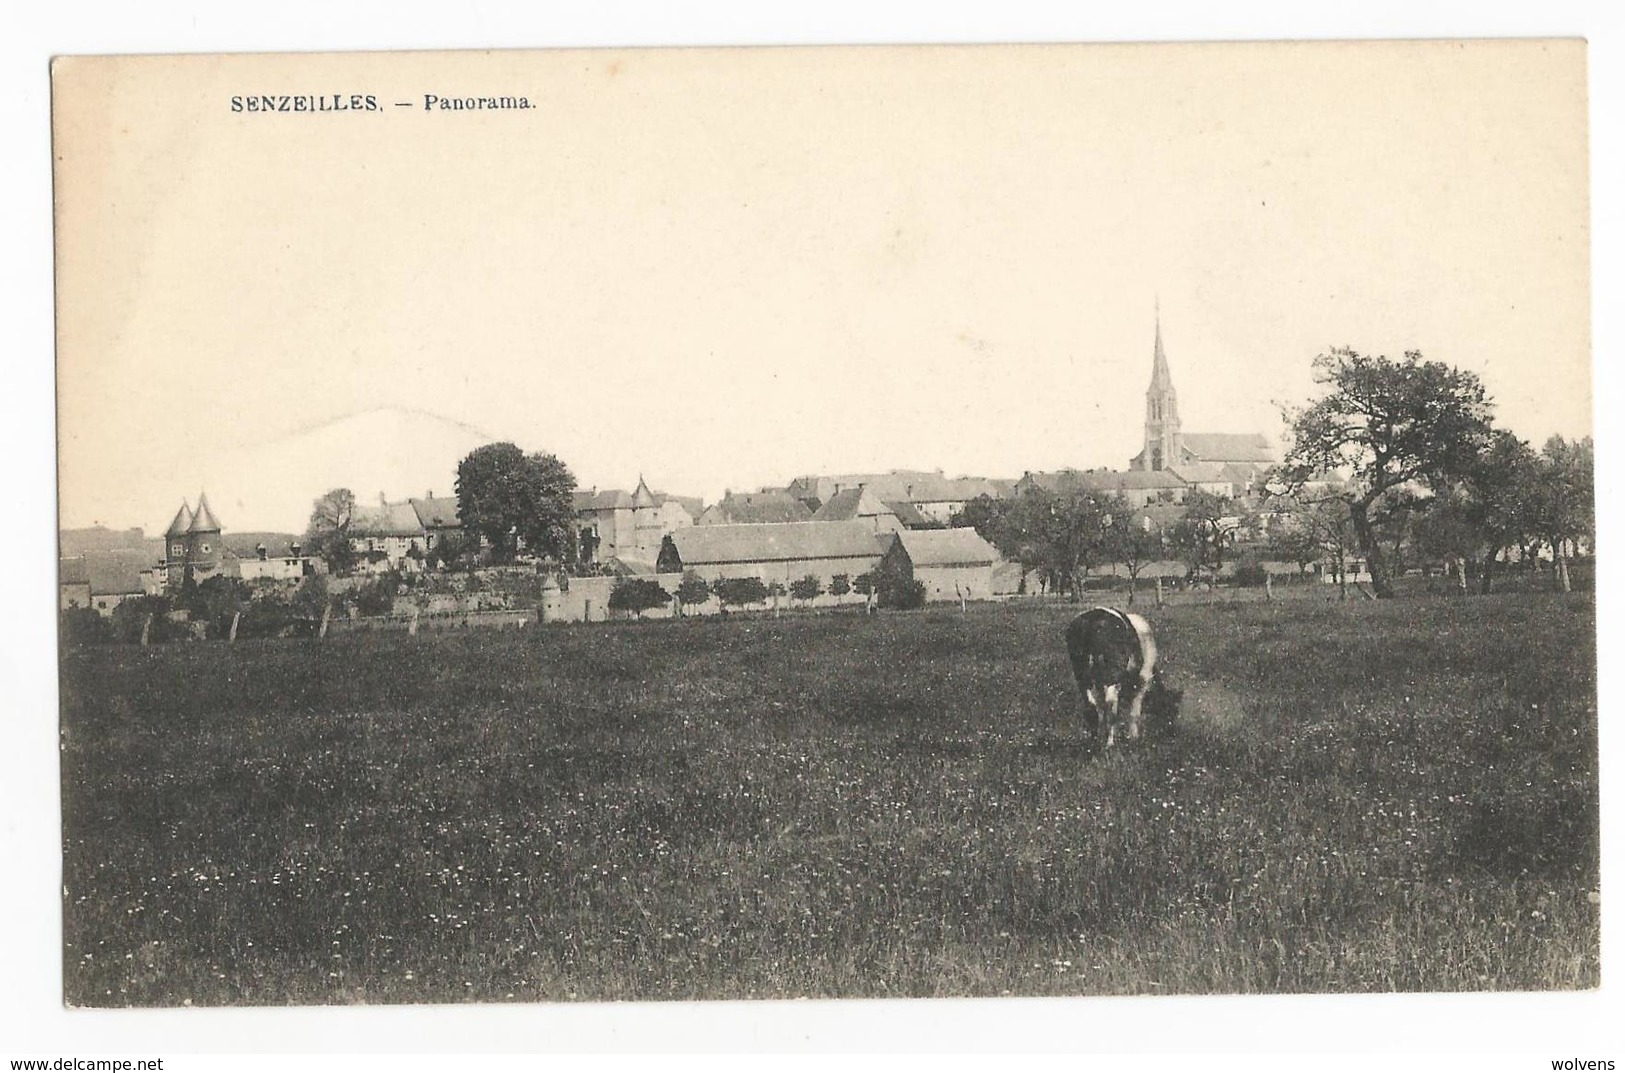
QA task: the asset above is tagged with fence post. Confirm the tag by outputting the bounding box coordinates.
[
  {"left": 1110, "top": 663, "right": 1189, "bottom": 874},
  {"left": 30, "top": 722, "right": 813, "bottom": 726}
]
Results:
[
  {"left": 409, "top": 606, "right": 420, "bottom": 636},
  {"left": 319, "top": 602, "right": 332, "bottom": 639},
  {"left": 1155, "top": 575, "right": 1164, "bottom": 608},
  {"left": 229, "top": 611, "right": 240, "bottom": 643},
  {"left": 140, "top": 614, "right": 152, "bottom": 647},
  {"left": 1265, "top": 573, "right": 1273, "bottom": 603}
]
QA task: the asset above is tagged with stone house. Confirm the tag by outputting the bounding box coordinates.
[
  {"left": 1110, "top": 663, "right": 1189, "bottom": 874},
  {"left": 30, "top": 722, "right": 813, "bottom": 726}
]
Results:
[{"left": 877, "top": 528, "right": 1000, "bottom": 602}]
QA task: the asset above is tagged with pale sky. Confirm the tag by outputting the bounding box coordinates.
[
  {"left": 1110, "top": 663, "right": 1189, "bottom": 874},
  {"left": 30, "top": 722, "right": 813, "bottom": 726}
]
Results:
[{"left": 54, "top": 41, "right": 1590, "bottom": 533}]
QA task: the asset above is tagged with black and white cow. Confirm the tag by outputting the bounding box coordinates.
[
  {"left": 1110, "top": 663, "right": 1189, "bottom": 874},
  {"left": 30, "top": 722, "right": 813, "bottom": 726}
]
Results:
[{"left": 1065, "top": 606, "right": 1163, "bottom": 748}]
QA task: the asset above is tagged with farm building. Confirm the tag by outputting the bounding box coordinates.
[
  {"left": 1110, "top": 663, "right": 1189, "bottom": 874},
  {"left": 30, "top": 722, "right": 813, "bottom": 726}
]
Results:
[
  {"left": 348, "top": 498, "right": 428, "bottom": 570},
  {"left": 408, "top": 495, "right": 464, "bottom": 552},
  {"left": 1016, "top": 467, "right": 1189, "bottom": 508},
  {"left": 785, "top": 470, "right": 1013, "bottom": 523},
  {"left": 657, "top": 520, "right": 885, "bottom": 587},
  {"left": 58, "top": 552, "right": 151, "bottom": 614},
  {"left": 878, "top": 527, "right": 1001, "bottom": 601},
  {"left": 811, "top": 485, "right": 905, "bottom": 533}
]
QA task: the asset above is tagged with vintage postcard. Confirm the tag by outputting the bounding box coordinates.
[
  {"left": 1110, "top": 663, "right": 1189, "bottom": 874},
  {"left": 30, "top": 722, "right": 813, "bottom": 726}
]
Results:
[{"left": 53, "top": 41, "right": 1594, "bottom": 1013}]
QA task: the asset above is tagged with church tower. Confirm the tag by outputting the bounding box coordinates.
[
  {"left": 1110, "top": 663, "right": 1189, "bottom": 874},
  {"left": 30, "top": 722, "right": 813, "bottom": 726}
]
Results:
[{"left": 1139, "top": 306, "right": 1182, "bottom": 471}]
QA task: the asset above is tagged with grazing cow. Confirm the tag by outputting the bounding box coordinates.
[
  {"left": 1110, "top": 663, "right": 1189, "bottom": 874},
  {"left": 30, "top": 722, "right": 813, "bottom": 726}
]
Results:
[{"left": 1065, "top": 606, "right": 1160, "bottom": 748}]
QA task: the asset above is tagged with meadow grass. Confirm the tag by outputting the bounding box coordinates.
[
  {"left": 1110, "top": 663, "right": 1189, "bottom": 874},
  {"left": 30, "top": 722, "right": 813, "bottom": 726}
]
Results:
[{"left": 59, "top": 592, "right": 1598, "bottom": 1005}]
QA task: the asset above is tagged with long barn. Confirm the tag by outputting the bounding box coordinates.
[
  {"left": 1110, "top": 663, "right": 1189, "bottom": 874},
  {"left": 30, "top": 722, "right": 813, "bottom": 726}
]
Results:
[{"left": 656, "top": 521, "right": 885, "bottom": 587}]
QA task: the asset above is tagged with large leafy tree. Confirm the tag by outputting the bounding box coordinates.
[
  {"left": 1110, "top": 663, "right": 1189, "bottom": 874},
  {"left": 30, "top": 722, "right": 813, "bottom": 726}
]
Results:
[
  {"left": 1279, "top": 348, "right": 1493, "bottom": 597},
  {"left": 455, "top": 443, "right": 578, "bottom": 564},
  {"left": 1102, "top": 513, "right": 1166, "bottom": 604},
  {"left": 305, "top": 487, "right": 358, "bottom": 576}
]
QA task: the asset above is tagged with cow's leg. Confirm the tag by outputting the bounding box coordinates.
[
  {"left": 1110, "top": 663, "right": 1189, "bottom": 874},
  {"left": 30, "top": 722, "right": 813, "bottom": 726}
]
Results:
[
  {"left": 1096, "top": 683, "right": 1120, "bottom": 748},
  {"left": 1123, "top": 685, "right": 1147, "bottom": 740}
]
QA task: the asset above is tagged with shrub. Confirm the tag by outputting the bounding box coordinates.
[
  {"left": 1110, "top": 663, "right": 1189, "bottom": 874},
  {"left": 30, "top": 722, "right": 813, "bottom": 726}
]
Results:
[
  {"left": 829, "top": 573, "right": 852, "bottom": 597},
  {"left": 877, "top": 575, "right": 927, "bottom": 611},
  {"left": 60, "top": 607, "right": 112, "bottom": 645},
  {"left": 1233, "top": 553, "right": 1269, "bottom": 588}
]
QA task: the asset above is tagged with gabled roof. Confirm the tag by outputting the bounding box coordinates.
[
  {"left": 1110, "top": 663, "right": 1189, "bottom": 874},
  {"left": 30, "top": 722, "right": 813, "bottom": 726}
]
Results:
[
  {"left": 350, "top": 501, "right": 425, "bottom": 538},
  {"left": 188, "top": 493, "right": 222, "bottom": 533},
  {"left": 667, "top": 521, "right": 884, "bottom": 565},
  {"left": 1181, "top": 433, "right": 1277, "bottom": 463},
  {"left": 1167, "top": 462, "right": 1229, "bottom": 484},
  {"left": 631, "top": 476, "right": 658, "bottom": 509},
  {"left": 1021, "top": 468, "right": 1184, "bottom": 494},
  {"left": 165, "top": 502, "right": 194, "bottom": 539},
  {"left": 886, "top": 527, "right": 999, "bottom": 567},
  {"left": 656, "top": 493, "right": 705, "bottom": 519},
  {"left": 61, "top": 550, "right": 151, "bottom": 595},
  {"left": 883, "top": 499, "right": 931, "bottom": 527},
  {"left": 574, "top": 489, "right": 634, "bottom": 512},
  {"left": 409, "top": 496, "right": 462, "bottom": 529},
  {"left": 812, "top": 485, "right": 897, "bottom": 522},
  {"left": 699, "top": 491, "right": 813, "bottom": 525}
]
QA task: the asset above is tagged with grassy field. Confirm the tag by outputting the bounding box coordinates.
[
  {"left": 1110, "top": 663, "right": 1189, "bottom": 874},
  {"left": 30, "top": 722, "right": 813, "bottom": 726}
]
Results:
[{"left": 59, "top": 593, "right": 1598, "bottom": 1005}]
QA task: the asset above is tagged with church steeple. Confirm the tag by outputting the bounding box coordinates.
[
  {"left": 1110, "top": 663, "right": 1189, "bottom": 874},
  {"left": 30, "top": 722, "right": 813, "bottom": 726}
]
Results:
[{"left": 1139, "top": 302, "right": 1182, "bottom": 472}]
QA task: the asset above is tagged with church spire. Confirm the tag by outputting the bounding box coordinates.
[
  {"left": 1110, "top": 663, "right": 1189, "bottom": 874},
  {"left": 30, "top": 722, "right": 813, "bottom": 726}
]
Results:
[{"left": 1149, "top": 298, "right": 1173, "bottom": 392}]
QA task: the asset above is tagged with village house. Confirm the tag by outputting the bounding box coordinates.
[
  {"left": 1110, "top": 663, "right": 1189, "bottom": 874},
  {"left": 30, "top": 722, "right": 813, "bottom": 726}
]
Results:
[
  {"left": 59, "top": 552, "right": 150, "bottom": 613},
  {"left": 784, "top": 470, "right": 1014, "bottom": 523},
  {"left": 408, "top": 495, "right": 463, "bottom": 552},
  {"left": 656, "top": 520, "right": 886, "bottom": 588},
  {"left": 877, "top": 528, "right": 1001, "bottom": 602},
  {"left": 1015, "top": 467, "right": 1189, "bottom": 508},
  {"left": 810, "top": 485, "right": 905, "bottom": 533},
  {"left": 696, "top": 490, "right": 812, "bottom": 526},
  {"left": 348, "top": 496, "right": 429, "bottom": 570},
  {"left": 575, "top": 476, "right": 701, "bottom": 568}
]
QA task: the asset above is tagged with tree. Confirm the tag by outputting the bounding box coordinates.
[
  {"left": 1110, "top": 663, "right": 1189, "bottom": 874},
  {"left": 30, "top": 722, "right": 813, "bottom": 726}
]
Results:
[
  {"left": 305, "top": 488, "right": 358, "bottom": 576},
  {"left": 676, "top": 570, "right": 712, "bottom": 613},
  {"left": 1103, "top": 516, "right": 1166, "bottom": 604},
  {"left": 1169, "top": 490, "right": 1237, "bottom": 583},
  {"left": 829, "top": 573, "right": 852, "bottom": 597},
  {"left": 1279, "top": 348, "right": 1493, "bottom": 596},
  {"left": 609, "top": 577, "right": 669, "bottom": 618},
  {"left": 428, "top": 530, "right": 473, "bottom": 572},
  {"left": 712, "top": 576, "right": 768, "bottom": 610},
  {"left": 876, "top": 574, "right": 927, "bottom": 611},
  {"left": 950, "top": 494, "right": 1010, "bottom": 546},
  {"left": 789, "top": 574, "right": 824, "bottom": 604},
  {"left": 455, "top": 443, "right": 578, "bottom": 564}
]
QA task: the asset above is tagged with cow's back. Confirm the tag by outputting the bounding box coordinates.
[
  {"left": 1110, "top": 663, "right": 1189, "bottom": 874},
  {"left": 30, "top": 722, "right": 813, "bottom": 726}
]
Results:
[{"left": 1065, "top": 607, "right": 1142, "bottom": 691}]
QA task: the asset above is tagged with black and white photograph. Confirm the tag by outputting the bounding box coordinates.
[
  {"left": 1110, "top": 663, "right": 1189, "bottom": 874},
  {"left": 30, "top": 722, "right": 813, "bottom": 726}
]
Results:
[{"left": 9, "top": 11, "right": 1617, "bottom": 1064}]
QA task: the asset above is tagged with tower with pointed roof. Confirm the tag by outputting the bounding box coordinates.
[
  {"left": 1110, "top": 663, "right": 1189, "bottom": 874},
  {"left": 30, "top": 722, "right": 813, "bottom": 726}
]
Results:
[
  {"left": 163, "top": 500, "right": 194, "bottom": 590},
  {"left": 1135, "top": 305, "right": 1183, "bottom": 472},
  {"left": 631, "top": 475, "right": 663, "bottom": 563},
  {"left": 184, "top": 491, "right": 224, "bottom": 586}
]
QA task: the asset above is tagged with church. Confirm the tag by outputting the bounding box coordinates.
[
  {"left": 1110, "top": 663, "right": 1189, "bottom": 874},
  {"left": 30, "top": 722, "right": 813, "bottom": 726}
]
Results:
[{"left": 1128, "top": 310, "right": 1278, "bottom": 494}]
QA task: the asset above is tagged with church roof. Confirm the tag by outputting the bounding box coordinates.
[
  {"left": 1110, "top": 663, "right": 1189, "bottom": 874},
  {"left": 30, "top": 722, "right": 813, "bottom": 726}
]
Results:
[
  {"left": 164, "top": 502, "right": 193, "bottom": 539},
  {"left": 1181, "top": 433, "right": 1277, "bottom": 463},
  {"left": 188, "top": 493, "right": 221, "bottom": 533}
]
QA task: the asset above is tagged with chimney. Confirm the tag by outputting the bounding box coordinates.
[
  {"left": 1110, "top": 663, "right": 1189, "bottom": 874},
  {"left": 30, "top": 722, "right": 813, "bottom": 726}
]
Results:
[
  {"left": 256, "top": 543, "right": 268, "bottom": 561},
  {"left": 379, "top": 492, "right": 388, "bottom": 506},
  {"left": 291, "top": 541, "right": 302, "bottom": 558}
]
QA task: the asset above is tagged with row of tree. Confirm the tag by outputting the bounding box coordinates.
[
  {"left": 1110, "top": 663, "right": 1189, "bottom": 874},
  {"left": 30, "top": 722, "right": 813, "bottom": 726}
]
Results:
[{"left": 606, "top": 570, "right": 926, "bottom": 617}]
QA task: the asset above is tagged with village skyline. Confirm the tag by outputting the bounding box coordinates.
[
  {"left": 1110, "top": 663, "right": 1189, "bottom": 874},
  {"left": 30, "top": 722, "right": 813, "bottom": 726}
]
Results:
[{"left": 55, "top": 44, "right": 1590, "bottom": 535}]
